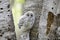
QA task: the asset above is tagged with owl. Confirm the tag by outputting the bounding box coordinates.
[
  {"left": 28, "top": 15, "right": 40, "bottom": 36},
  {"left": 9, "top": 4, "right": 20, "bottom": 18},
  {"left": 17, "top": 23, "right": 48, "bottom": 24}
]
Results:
[{"left": 18, "top": 11, "right": 35, "bottom": 34}]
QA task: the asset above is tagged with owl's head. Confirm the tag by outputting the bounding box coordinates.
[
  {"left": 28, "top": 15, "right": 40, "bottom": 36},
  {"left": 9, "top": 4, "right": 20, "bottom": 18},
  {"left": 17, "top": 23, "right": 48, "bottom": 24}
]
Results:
[
  {"left": 24, "top": 11, "right": 35, "bottom": 27},
  {"left": 25, "top": 11, "right": 35, "bottom": 18}
]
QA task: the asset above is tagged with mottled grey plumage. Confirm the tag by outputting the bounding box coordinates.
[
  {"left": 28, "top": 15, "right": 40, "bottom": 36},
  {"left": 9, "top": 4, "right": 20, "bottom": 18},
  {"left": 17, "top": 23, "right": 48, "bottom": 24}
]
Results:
[{"left": 18, "top": 11, "right": 35, "bottom": 33}]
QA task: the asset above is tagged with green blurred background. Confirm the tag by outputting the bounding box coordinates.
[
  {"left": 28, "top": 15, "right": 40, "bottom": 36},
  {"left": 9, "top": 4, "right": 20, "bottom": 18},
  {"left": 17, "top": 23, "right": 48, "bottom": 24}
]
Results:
[{"left": 11, "top": 0, "right": 25, "bottom": 39}]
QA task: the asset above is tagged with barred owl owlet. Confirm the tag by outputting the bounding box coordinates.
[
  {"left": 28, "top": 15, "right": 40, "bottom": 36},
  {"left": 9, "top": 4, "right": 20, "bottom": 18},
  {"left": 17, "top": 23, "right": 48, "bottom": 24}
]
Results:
[{"left": 18, "top": 11, "right": 35, "bottom": 35}]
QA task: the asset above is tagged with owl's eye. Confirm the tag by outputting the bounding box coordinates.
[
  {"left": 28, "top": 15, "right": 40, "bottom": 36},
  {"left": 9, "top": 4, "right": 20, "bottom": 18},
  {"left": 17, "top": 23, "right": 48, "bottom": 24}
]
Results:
[
  {"left": 27, "top": 14, "right": 29, "bottom": 16},
  {"left": 31, "top": 14, "right": 33, "bottom": 17}
]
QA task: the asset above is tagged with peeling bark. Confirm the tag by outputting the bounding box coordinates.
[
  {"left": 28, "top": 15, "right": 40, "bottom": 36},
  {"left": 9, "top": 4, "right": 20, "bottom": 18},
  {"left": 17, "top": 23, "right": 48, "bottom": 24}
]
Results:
[{"left": 46, "top": 12, "right": 54, "bottom": 35}]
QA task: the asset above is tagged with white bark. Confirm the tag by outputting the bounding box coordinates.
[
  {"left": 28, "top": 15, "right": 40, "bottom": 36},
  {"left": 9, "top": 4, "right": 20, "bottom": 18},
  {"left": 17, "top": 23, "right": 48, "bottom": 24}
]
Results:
[{"left": 0, "top": 0, "right": 16, "bottom": 40}]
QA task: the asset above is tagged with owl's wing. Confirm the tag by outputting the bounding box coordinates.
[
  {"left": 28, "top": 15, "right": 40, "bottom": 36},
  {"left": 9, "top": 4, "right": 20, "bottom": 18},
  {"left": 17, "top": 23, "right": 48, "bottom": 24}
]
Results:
[{"left": 18, "top": 16, "right": 25, "bottom": 29}]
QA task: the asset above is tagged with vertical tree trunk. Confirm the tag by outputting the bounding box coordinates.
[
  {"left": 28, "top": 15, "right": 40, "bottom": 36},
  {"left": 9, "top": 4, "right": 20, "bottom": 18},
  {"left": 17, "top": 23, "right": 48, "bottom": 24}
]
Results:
[
  {"left": 0, "top": 0, "right": 16, "bottom": 40},
  {"left": 39, "top": 0, "right": 59, "bottom": 40},
  {"left": 56, "top": 0, "right": 60, "bottom": 40}
]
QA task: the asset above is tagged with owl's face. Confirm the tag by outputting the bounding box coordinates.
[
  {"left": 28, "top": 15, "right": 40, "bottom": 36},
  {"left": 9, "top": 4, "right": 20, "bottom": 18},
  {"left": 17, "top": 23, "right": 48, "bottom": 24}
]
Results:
[{"left": 25, "top": 11, "right": 35, "bottom": 20}]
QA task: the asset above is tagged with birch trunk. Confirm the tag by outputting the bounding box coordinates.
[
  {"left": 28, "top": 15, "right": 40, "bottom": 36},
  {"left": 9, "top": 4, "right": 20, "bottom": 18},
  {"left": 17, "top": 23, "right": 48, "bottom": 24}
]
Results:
[
  {"left": 39, "top": 0, "right": 59, "bottom": 40},
  {"left": 0, "top": 0, "right": 16, "bottom": 40}
]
